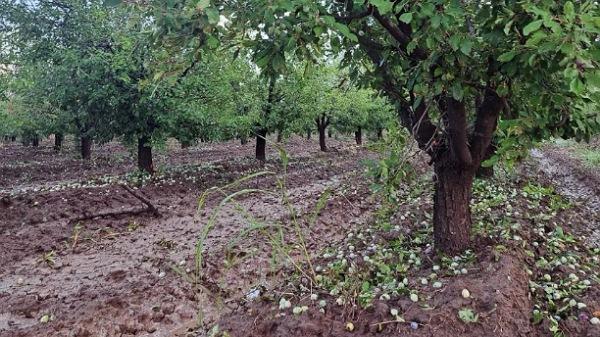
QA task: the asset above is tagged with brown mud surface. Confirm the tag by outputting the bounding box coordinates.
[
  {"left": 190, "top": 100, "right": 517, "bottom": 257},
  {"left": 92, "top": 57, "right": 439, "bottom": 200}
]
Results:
[
  {"left": 215, "top": 144, "right": 600, "bottom": 337},
  {"left": 2, "top": 138, "right": 599, "bottom": 337},
  {"left": 0, "top": 136, "right": 377, "bottom": 337}
]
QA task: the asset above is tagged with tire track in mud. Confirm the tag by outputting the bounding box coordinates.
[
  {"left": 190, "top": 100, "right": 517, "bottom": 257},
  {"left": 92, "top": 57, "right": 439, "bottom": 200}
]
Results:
[{"left": 0, "top": 141, "right": 378, "bottom": 337}]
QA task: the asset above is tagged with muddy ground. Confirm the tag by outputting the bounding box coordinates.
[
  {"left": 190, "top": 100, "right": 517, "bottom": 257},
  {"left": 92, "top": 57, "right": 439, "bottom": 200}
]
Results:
[
  {"left": 1, "top": 136, "right": 378, "bottom": 337},
  {"left": 1, "top": 137, "right": 599, "bottom": 337}
]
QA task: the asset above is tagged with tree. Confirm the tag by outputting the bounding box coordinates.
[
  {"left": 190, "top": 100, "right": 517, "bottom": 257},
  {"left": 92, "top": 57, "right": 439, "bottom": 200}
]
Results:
[
  {"left": 148, "top": 0, "right": 600, "bottom": 254},
  {"left": 1, "top": 0, "right": 121, "bottom": 159}
]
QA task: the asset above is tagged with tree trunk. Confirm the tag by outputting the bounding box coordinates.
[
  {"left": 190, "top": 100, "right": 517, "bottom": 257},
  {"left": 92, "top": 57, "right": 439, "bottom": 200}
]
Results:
[
  {"left": 476, "top": 143, "right": 496, "bottom": 178},
  {"left": 377, "top": 128, "right": 383, "bottom": 140},
  {"left": 255, "top": 129, "right": 267, "bottom": 161},
  {"left": 355, "top": 127, "right": 362, "bottom": 145},
  {"left": 11, "top": 136, "right": 16, "bottom": 142},
  {"left": 328, "top": 129, "right": 332, "bottom": 138},
  {"left": 81, "top": 136, "right": 92, "bottom": 160},
  {"left": 32, "top": 136, "right": 39, "bottom": 147},
  {"left": 306, "top": 130, "right": 311, "bottom": 140},
  {"left": 318, "top": 125, "right": 327, "bottom": 152},
  {"left": 180, "top": 140, "right": 192, "bottom": 149},
  {"left": 137, "top": 136, "right": 154, "bottom": 174},
  {"left": 433, "top": 162, "right": 475, "bottom": 255},
  {"left": 277, "top": 130, "right": 283, "bottom": 143},
  {"left": 241, "top": 136, "right": 248, "bottom": 145},
  {"left": 54, "top": 133, "right": 63, "bottom": 152}
]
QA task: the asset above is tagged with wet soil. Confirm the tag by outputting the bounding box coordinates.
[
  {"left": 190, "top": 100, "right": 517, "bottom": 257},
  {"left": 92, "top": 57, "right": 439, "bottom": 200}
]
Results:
[
  {"left": 2, "top": 138, "right": 599, "bottom": 337},
  {"left": 530, "top": 144, "right": 600, "bottom": 248},
  {"left": 0, "top": 136, "right": 376, "bottom": 337},
  {"left": 214, "top": 142, "right": 600, "bottom": 337}
]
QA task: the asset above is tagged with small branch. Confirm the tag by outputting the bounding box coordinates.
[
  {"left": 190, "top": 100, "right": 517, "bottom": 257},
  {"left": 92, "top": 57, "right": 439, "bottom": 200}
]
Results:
[{"left": 120, "top": 184, "right": 160, "bottom": 216}]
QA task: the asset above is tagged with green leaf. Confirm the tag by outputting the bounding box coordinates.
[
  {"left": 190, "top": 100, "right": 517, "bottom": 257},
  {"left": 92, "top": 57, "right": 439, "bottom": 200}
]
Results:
[
  {"left": 569, "top": 77, "right": 584, "bottom": 95},
  {"left": 498, "top": 51, "right": 517, "bottom": 62},
  {"left": 460, "top": 40, "right": 473, "bottom": 56},
  {"left": 196, "top": 0, "right": 210, "bottom": 10},
  {"left": 399, "top": 13, "right": 413, "bottom": 24},
  {"left": 370, "top": 0, "right": 393, "bottom": 14},
  {"left": 334, "top": 23, "right": 358, "bottom": 42},
  {"left": 451, "top": 82, "right": 464, "bottom": 101},
  {"left": 564, "top": 2, "right": 574, "bottom": 19},
  {"left": 523, "top": 20, "right": 543, "bottom": 36},
  {"left": 205, "top": 7, "right": 220, "bottom": 25}
]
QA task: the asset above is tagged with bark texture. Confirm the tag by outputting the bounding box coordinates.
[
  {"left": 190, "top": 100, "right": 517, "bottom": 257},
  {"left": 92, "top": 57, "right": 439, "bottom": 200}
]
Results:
[
  {"left": 355, "top": 127, "right": 362, "bottom": 145},
  {"left": 54, "top": 133, "right": 63, "bottom": 152},
  {"left": 255, "top": 129, "right": 267, "bottom": 161},
  {"left": 137, "top": 136, "right": 154, "bottom": 174},
  {"left": 81, "top": 136, "right": 92, "bottom": 160}
]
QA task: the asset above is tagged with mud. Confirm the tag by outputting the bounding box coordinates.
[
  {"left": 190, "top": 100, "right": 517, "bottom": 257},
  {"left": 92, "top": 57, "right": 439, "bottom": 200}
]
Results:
[
  {"left": 0, "top": 136, "right": 376, "bottom": 337},
  {"left": 530, "top": 146, "right": 600, "bottom": 248}
]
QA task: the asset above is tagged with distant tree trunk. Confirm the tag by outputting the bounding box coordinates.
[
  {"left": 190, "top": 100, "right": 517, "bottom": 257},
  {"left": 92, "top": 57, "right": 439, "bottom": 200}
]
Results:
[
  {"left": 315, "top": 116, "right": 329, "bottom": 152},
  {"left": 355, "top": 127, "right": 362, "bottom": 145},
  {"left": 256, "top": 74, "right": 276, "bottom": 161},
  {"left": 54, "top": 133, "right": 63, "bottom": 152},
  {"left": 138, "top": 136, "right": 154, "bottom": 174},
  {"left": 277, "top": 130, "right": 283, "bottom": 143},
  {"left": 11, "top": 136, "right": 16, "bottom": 142},
  {"left": 377, "top": 128, "right": 383, "bottom": 140},
  {"left": 32, "top": 136, "right": 39, "bottom": 147},
  {"left": 81, "top": 136, "right": 92, "bottom": 160},
  {"left": 180, "top": 140, "right": 192, "bottom": 149},
  {"left": 241, "top": 136, "right": 248, "bottom": 145},
  {"left": 306, "top": 129, "right": 311, "bottom": 140},
  {"left": 255, "top": 129, "right": 267, "bottom": 161},
  {"left": 328, "top": 129, "right": 332, "bottom": 138}
]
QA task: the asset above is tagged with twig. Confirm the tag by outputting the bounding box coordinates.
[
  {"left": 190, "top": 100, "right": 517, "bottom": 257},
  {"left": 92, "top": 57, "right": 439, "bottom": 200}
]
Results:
[{"left": 120, "top": 184, "right": 160, "bottom": 216}]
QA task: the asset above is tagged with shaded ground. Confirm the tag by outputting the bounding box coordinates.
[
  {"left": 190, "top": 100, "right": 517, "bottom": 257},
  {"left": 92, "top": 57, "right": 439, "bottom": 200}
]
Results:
[{"left": 0, "top": 136, "right": 376, "bottom": 337}]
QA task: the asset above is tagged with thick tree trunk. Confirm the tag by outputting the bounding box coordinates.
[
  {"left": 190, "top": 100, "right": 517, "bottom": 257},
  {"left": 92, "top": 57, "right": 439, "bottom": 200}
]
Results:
[
  {"left": 138, "top": 136, "right": 154, "bottom": 174},
  {"left": 433, "top": 162, "right": 475, "bottom": 255},
  {"left": 355, "top": 127, "right": 362, "bottom": 145},
  {"left": 81, "top": 136, "right": 92, "bottom": 160},
  {"left": 255, "top": 129, "right": 267, "bottom": 161},
  {"left": 54, "top": 133, "right": 63, "bottom": 152},
  {"left": 318, "top": 125, "right": 327, "bottom": 152}
]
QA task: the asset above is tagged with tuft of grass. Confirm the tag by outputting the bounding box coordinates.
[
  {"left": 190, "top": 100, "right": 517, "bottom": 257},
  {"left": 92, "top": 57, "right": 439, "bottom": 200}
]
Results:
[{"left": 39, "top": 250, "right": 56, "bottom": 267}]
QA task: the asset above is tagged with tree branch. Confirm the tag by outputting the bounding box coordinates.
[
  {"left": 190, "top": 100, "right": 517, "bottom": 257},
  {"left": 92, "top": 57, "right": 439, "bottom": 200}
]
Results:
[
  {"left": 445, "top": 97, "right": 472, "bottom": 166},
  {"left": 372, "top": 10, "right": 428, "bottom": 60},
  {"left": 470, "top": 88, "right": 503, "bottom": 164}
]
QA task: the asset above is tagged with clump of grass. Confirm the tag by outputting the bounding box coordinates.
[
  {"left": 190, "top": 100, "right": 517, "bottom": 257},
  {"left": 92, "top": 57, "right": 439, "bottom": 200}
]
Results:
[{"left": 39, "top": 250, "right": 56, "bottom": 267}]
